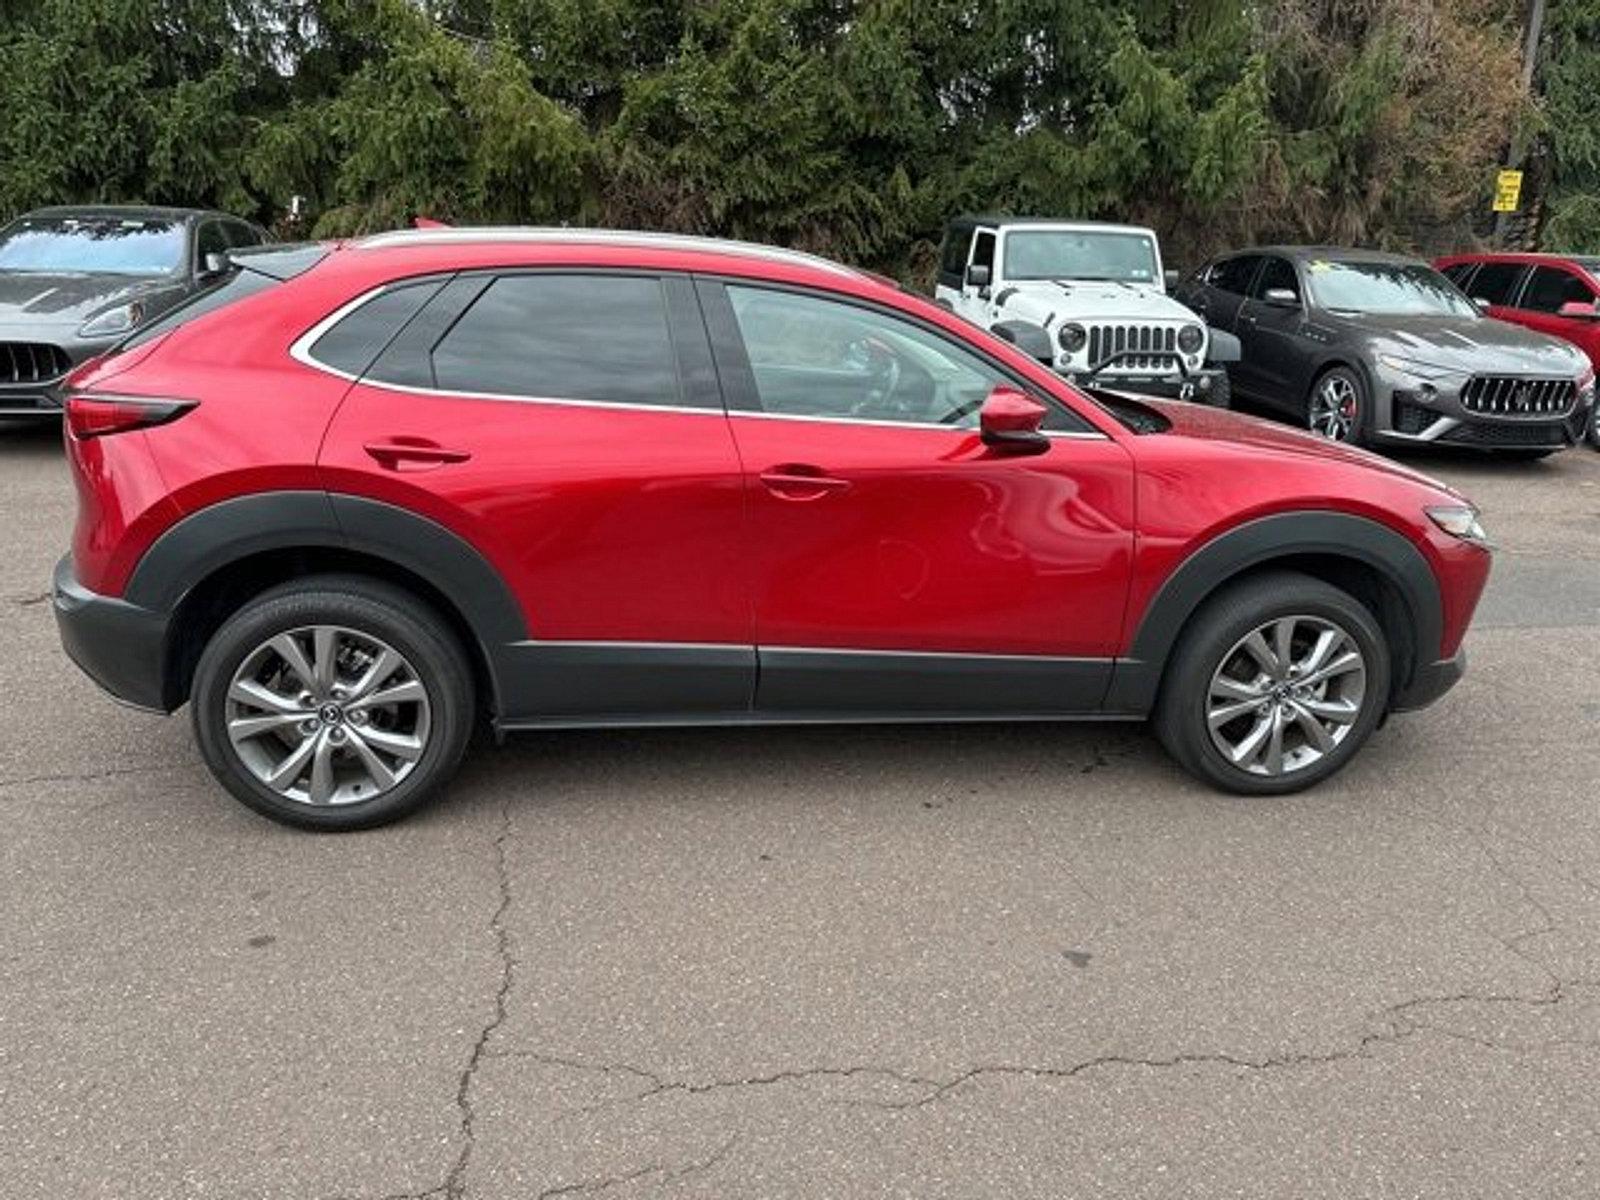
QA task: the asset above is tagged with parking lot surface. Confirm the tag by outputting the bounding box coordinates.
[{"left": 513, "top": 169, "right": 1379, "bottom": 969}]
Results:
[{"left": 3, "top": 418, "right": 1599, "bottom": 1198}]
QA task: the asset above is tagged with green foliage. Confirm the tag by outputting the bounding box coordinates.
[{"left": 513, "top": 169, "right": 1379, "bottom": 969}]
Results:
[
  {"left": 0, "top": 0, "right": 1539, "bottom": 273},
  {"left": 1543, "top": 0, "right": 1600, "bottom": 252}
]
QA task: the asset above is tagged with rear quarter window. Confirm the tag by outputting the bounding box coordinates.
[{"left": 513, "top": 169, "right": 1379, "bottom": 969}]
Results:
[{"left": 305, "top": 280, "right": 445, "bottom": 378}]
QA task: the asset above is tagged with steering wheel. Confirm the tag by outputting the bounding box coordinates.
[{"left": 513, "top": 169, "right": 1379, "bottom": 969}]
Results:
[
  {"left": 844, "top": 336, "right": 903, "bottom": 416},
  {"left": 939, "top": 394, "right": 988, "bottom": 426}
]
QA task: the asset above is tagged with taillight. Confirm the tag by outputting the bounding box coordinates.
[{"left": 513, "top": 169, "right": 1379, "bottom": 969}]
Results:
[{"left": 65, "top": 393, "right": 196, "bottom": 440}]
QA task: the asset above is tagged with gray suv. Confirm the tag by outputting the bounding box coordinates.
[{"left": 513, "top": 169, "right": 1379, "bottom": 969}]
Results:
[
  {"left": 0, "top": 205, "right": 266, "bottom": 418},
  {"left": 1176, "top": 246, "right": 1596, "bottom": 459}
]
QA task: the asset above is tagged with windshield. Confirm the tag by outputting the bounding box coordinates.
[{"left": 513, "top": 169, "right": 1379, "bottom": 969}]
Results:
[
  {"left": 1002, "top": 229, "right": 1159, "bottom": 284},
  {"left": 1305, "top": 259, "right": 1477, "bottom": 317},
  {"left": 0, "top": 216, "right": 187, "bottom": 276}
]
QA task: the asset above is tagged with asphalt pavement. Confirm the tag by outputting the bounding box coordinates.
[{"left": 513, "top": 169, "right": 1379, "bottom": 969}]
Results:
[{"left": 3, "top": 418, "right": 1598, "bottom": 1199}]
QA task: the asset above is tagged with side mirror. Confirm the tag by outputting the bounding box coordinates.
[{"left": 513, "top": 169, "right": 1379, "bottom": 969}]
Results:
[
  {"left": 1207, "top": 328, "right": 1242, "bottom": 365},
  {"left": 1558, "top": 300, "right": 1600, "bottom": 320},
  {"left": 1472, "top": 296, "right": 1492, "bottom": 312},
  {"left": 979, "top": 386, "right": 1050, "bottom": 455},
  {"left": 965, "top": 263, "right": 991, "bottom": 290},
  {"left": 1163, "top": 269, "right": 1180, "bottom": 291},
  {"left": 1263, "top": 287, "right": 1300, "bottom": 308},
  {"left": 988, "top": 319, "right": 1053, "bottom": 364},
  {"left": 199, "top": 251, "right": 230, "bottom": 279}
]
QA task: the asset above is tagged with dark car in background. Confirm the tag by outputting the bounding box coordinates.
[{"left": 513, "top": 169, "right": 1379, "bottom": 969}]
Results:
[
  {"left": 0, "top": 205, "right": 266, "bottom": 419},
  {"left": 1176, "top": 246, "right": 1596, "bottom": 459},
  {"left": 1435, "top": 251, "right": 1600, "bottom": 449}
]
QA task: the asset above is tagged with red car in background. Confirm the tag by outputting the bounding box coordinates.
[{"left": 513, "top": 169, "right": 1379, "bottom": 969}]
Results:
[
  {"left": 1435, "top": 251, "right": 1600, "bottom": 447},
  {"left": 53, "top": 229, "right": 1493, "bottom": 829}
]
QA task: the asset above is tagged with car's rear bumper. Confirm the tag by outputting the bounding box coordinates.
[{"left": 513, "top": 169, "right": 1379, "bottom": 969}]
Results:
[
  {"left": 52, "top": 555, "right": 171, "bottom": 712},
  {"left": 1391, "top": 647, "right": 1466, "bottom": 712}
]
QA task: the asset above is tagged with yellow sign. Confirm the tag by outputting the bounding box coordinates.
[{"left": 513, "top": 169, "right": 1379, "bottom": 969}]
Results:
[{"left": 1493, "top": 169, "right": 1523, "bottom": 213}]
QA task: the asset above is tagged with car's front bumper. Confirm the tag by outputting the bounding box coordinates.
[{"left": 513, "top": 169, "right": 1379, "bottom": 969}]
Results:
[
  {"left": 52, "top": 555, "right": 172, "bottom": 712},
  {"left": 1391, "top": 646, "right": 1466, "bottom": 712},
  {"left": 0, "top": 333, "right": 119, "bottom": 417},
  {"left": 1064, "top": 366, "right": 1230, "bottom": 405},
  {"left": 1372, "top": 372, "right": 1595, "bottom": 451}
]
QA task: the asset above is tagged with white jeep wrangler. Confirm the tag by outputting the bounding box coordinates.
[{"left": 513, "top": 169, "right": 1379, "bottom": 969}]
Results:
[{"left": 933, "top": 217, "right": 1236, "bottom": 404}]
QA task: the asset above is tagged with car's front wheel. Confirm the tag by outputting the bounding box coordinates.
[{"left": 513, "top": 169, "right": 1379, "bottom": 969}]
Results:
[
  {"left": 191, "top": 576, "right": 476, "bottom": 830},
  {"left": 1306, "top": 366, "right": 1368, "bottom": 445},
  {"left": 1154, "top": 570, "right": 1391, "bottom": 794}
]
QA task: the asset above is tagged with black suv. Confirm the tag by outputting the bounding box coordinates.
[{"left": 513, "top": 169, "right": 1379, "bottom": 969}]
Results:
[{"left": 0, "top": 205, "right": 266, "bottom": 419}]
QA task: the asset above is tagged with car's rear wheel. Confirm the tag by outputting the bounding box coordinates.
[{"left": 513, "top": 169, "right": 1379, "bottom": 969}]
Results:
[
  {"left": 1153, "top": 570, "right": 1391, "bottom": 794},
  {"left": 191, "top": 576, "right": 475, "bottom": 830},
  {"left": 1306, "top": 366, "right": 1368, "bottom": 445}
]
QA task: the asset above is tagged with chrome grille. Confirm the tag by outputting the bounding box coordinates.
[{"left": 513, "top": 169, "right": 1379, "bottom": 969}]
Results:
[
  {"left": 1460, "top": 375, "right": 1576, "bottom": 419},
  {"left": 1087, "top": 323, "right": 1178, "bottom": 371},
  {"left": 0, "top": 342, "right": 71, "bottom": 385}
]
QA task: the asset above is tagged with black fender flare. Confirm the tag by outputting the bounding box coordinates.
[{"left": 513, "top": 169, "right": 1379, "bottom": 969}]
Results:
[
  {"left": 126, "top": 491, "right": 529, "bottom": 706},
  {"left": 1103, "top": 511, "right": 1441, "bottom": 713}
]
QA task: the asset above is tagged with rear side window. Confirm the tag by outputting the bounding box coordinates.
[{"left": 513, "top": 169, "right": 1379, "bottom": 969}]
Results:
[
  {"left": 307, "top": 280, "right": 444, "bottom": 377},
  {"left": 1208, "top": 255, "right": 1261, "bottom": 295},
  {"left": 1520, "top": 265, "right": 1596, "bottom": 314},
  {"left": 431, "top": 274, "right": 680, "bottom": 406},
  {"left": 1465, "top": 261, "right": 1524, "bottom": 306}
]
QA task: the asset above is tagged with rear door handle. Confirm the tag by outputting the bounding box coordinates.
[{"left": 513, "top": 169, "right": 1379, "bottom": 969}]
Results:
[
  {"left": 759, "top": 464, "right": 851, "bottom": 500},
  {"left": 364, "top": 439, "right": 472, "bottom": 470}
]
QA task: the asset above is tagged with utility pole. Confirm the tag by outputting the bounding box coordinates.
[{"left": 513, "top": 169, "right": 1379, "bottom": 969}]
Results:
[{"left": 1494, "top": 0, "right": 1547, "bottom": 245}]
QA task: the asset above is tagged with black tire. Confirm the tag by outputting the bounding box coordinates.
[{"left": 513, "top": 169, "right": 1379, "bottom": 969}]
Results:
[
  {"left": 1152, "top": 570, "right": 1391, "bottom": 795},
  {"left": 191, "top": 575, "right": 476, "bottom": 831},
  {"left": 1588, "top": 404, "right": 1600, "bottom": 450},
  {"left": 1207, "top": 367, "right": 1233, "bottom": 409},
  {"left": 1306, "top": 365, "right": 1369, "bottom": 447}
]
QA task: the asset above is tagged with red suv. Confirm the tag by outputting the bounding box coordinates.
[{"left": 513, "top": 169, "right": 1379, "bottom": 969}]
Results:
[
  {"left": 1435, "top": 251, "right": 1600, "bottom": 447},
  {"left": 53, "top": 230, "right": 1493, "bottom": 829}
]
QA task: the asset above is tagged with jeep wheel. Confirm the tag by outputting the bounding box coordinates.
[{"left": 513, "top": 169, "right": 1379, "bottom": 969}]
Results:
[
  {"left": 1154, "top": 570, "right": 1390, "bottom": 795},
  {"left": 192, "top": 575, "right": 475, "bottom": 831}
]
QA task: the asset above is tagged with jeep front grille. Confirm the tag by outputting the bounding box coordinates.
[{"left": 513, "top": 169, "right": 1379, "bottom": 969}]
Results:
[
  {"left": 0, "top": 342, "right": 71, "bottom": 386},
  {"left": 1460, "top": 375, "right": 1576, "bottom": 419},
  {"left": 1088, "top": 324, "right": 1177, "bottom": 371}
]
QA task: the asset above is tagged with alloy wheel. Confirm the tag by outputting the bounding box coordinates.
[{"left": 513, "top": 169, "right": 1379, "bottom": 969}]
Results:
[
  {"left": 224, "top": 624, "right": 432, "bottom": 806},
  {"left": 1205, "top": 614, "right": 1367, "bottom": 777},
  {"left": 1309, "top": 374, "right": 1359, "bottom": 442}
]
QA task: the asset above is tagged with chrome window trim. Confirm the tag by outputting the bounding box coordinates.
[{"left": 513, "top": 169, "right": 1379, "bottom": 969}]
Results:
[{"left": 289, "top": 278, "right": 1109, "bottom": 438}]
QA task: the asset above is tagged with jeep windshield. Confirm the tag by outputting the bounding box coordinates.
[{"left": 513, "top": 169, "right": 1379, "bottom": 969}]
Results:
[
  {"left": 1305, "top": 260, "right": 1478, "bottom": 318},
  {"left": 0, "top": 216, "right": 187, "bottom": 277},
  {"left": 1002, "top": 230, "right": 1159, "bottom": 284}
]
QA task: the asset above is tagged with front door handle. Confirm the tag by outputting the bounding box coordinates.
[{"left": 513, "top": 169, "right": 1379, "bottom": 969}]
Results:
[
  {"left": 759, "top": 464, "right": 851, "bottom": 500},
  {"left": 364, "top": 439, "right": 472, "bottom": 470}
]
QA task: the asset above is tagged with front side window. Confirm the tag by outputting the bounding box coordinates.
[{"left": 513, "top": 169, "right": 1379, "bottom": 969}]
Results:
[
  {"left": 1520, "top": 266, "right": 1596, "bottom": 314},
  {"left": 725, "top": 284, "right": 1083, "bottom": 431},
  {"left": 1252, "top": 257, "right": 1300, "bottom": 300},
  {"left": 1464, "top": 261, "right": 1524, "bottom": 306},
  {"left": 0, "top": 215, "right": 187, "bottom": 276},
  {"left": 431, "top": 274, "right": 681, "bottom": 406},
  {"left": 1208, "top": 255, "right": 1262, "bottom": 296},
  {"left": 1002, "top": 229, "right": 1158, "bottom": 284},
  {"left": 1304, "top": 260, "right": 1477, "bottom": 317},
  {"left": 971, "top": 231, "right": 996, "bottom": 274},
  {"left": 195, "top": 222, "right": 230, "bottom": 269},
  {"left": 939, "top": 228, "right": 973, "bottom": 279}
]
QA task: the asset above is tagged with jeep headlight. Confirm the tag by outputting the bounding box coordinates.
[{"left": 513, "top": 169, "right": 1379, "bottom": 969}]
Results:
[
  {"left": 1057, "top": 323, "right": 1087, "bottom": 354},
  {"left": 1177, "top": 323, "right": 1204, "bottom": 354},
  {"left": 78, "top": 301, "right": 146, "bottom": 339}
]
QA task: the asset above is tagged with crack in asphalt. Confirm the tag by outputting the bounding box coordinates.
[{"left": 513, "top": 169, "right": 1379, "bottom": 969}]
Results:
[
  {"left": 536, "top": 1136, "right": 738, "bottom": 1199},
  {"left": 0, "top": 761, "right": 183, "bottom": 794}
]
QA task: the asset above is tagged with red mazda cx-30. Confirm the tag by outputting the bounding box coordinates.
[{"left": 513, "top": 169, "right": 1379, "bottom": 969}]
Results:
[{"left": 53, "top": 229, "right": 1492, "bottom": 829}]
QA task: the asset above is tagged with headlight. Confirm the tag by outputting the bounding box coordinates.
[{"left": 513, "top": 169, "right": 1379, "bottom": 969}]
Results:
[
  {"left": 1379, "top": 354, "right": 1459, "bottom": 381},
  {"left": 1426, "top": 505, "right": 1490, "bottom": 545},
  {"left": 1058, "top": 323, "right": 1087, "bottom": 354},
  {"left": 1177, "top": 324, "right": 1204, "bottom": 354},
  {"left": 77, "top": 302, "right": 146, "bottom": 339},
  {"left": 1577, "top": 364, "right": 1595, "bottom": 394}
]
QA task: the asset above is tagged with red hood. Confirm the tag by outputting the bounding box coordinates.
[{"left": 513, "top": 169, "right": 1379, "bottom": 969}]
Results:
[{"left": 1134, "top": 397, "right": 1464, "bottom": 497}]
